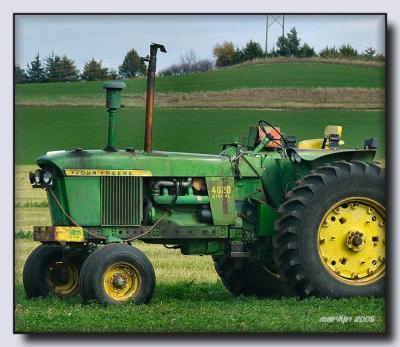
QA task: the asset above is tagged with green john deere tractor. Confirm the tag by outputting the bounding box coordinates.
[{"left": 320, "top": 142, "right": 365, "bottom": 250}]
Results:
[{"left": 23, "top": 43, "right": 385, "bottom": 304}]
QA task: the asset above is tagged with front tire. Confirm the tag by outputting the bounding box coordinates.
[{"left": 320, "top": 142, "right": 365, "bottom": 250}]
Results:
[
  {"left": 273, "top": 160, "right": 385, "bottom": 298},
  {"left": 79, "top": 244, "right": 156, "bottom": 305},
  {"left": 23, "top": 244, "right": 82, "bottom": 298}
]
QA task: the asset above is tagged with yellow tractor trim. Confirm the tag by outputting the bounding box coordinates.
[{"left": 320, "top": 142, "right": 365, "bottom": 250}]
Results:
[
  {"left": 317, "top": 197, "right": 385, "bottom": 285},
  {"left": 33, "top": 226, "right": 84, "bottom": 242},
  {"left": 103, "top": 262, "right": 141, "bottom": 302},
  {"left": 298, "top": 125, "right": 344, "bottom": 149}
]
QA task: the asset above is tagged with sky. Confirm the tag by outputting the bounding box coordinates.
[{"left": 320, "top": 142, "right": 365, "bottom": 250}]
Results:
[{"left": 14, "top": 14, "right": 385, "bottom": 72}]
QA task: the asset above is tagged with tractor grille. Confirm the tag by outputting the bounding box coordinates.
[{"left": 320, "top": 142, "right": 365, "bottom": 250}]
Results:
[{"left": 100, "top": 176, "right": 143, "bottom": 226}]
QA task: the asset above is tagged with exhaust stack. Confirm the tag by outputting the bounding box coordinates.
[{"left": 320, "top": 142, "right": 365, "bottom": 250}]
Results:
[{"left": 142, "top": 43, "right": 167, "bottom": 152}]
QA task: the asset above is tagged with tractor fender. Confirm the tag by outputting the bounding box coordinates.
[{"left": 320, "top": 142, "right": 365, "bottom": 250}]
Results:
[
  {"left": 260, "top": 148, "right": 376, "bottom": 209},
  {"left": 286, "top": 147, "right": 377, "bottom": 173}
]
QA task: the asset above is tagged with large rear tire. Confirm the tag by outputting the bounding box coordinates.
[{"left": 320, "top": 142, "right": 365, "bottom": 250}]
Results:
[
  {"left": 273, "top": 160, "right": 385, "bottom": 298},
  {"left": 213, "top": 254, "right": 291, "bottom": 297}
]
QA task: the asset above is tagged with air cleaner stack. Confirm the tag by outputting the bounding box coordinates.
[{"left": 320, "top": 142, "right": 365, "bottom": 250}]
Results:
[{"left": 102, "top": 81, "right": 126, "bottom": 151}]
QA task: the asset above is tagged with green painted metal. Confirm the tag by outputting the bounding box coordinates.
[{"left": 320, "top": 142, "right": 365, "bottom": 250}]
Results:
[
  {"left": 205, "top": 177, "right": 236, "bottom": 225},
  {"left": 256, "top": 202, "right": 278, "bottom": 237},
  {"left": 252, "top": 137, "right": 270, "bottom": 154},
  {"left": 64, "top": 177, "right": 100, "bottom": 225},
  {"left": 150, "top": 207, "right": 208, "bottom": 226},
  {"left": 106, "top": 109, "right": 117, "bottom": 150},
  {"left": 153, "top": 187, "right": 209, "bottom": 205},
  {"left": 103, "top": 82, "right": 126, "bottom": 109},
  {"left": 46, "top": 179, "right": 69, "bottom": 225},
  {"left": 38, "top": 141, "right": 378, "bottom": 257},
  {"left": 234, "top": 177, "right": 264, "bottom": 202},
  {"left": 103, "top": 82, "right": 126, "bottom": 150},
  {"left": 237, "top": 154, "right": 264, "bottom": 177},
  {"left": 38, "top": 150, "right": 232, "bottom": 177}
]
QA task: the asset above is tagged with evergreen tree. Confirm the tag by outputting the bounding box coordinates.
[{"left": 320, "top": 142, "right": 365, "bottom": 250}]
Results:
[
  {"left": 242, "top": 40, "right": 264, "bottom": 61},
  {"left": 276, "top": 27, "right": 301, "bottom": 57},
  {"left": 276, "top": 35, "right": 289, "bottom": 56},
  {"left": 286, "top": 28, "right": 301, "bottom": 57},
  {"left": 81, "top": 59, "right": 109, "bottom": 81},
  {"left": 232, "top": 47, "right": 244, "bottom": 65},
  {"left": 60, "top": 55, "right": 79, "bottom": 81},
  {"left": 44, "top": 52, "right": 79, "bottom": 82},
  {"left": 362, "top": 47, "right": 376, "bottom": 59},
  {"left": 118, "top": 48, "right": 146, "bottom": 78},
  {"left": 44, "top": 52, "right": 61, "bottom": 82},
  {"left": 338, "top": 44, "right": 358, "bottom": 57},
  {"left": 14, "top": 65, "right": 27, "bottom": 84},
  {"left": 108, "top": 69, "right": 119, "bottom": 80},
  {"left": 26, "top": 53, "right": 45, "bottom": 83},
  {"left": 299, "top": 43, "right": 316, "bottom": 58},
  {"left": 319, "top": 46, "right": 339, "bottom": 58}
]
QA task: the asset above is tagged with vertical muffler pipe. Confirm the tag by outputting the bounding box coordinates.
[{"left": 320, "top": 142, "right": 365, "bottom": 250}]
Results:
[
  {"left": 102, "top": 82, "right": 126, "bottom": 151},
  {"left": 142, "top": 43, "right": 167, "bottom": 152}
]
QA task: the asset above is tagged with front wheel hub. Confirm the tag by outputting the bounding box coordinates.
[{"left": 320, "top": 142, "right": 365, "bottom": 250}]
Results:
[
  {"left": 103, "top": 262, "right": 140, "bottom": 301},
  {"left": 46, "top": 261, "right": 79, "bottom": 296},
  {"left": 111, "top": 274, "right": 127, "bottom": 290}
]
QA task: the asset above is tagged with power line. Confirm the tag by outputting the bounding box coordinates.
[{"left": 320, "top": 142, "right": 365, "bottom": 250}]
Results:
[
  {"left": 298, "top": 20, "right": 375, "bottom": 51},
  {"left": 265, "top": 14, "right": 285, "bottom": 55}
]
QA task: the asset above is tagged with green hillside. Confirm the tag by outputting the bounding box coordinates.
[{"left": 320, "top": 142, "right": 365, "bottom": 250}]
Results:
[
  {"left": 15, "top": 106, "right": 385, "bottom": 164},
  {"left": 16, "top": 63, "right": 384, "bottom": 102}
]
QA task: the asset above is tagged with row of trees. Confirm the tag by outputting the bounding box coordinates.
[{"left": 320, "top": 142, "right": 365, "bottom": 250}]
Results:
[
  {"left": 15, "top": 48, "right": 146, "bottom": 84},
  {"left": 213, "top": 27, "right": 384, "bottom": 67},
  {"left": 16, "top": 27, "right": 384, "bottom": 83},
  {"left": 319, "top": 45, "right": 384, "bottom": 60},
  {"left": 158, "top": 50, "right": 213, "bottom": 77}
]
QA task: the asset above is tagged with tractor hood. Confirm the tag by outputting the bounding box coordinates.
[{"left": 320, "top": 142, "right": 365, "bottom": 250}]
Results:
[{"left": 37, "top": 149, "right": 233, "bottom": 177}]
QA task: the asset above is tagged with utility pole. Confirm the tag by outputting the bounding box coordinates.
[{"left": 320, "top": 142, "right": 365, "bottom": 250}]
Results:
[
  {"left": 265, "top": 15, "right": 269, "bottom": 57},
  {"left": 265, "top": 14, "right": 286, "bottom": 57}
]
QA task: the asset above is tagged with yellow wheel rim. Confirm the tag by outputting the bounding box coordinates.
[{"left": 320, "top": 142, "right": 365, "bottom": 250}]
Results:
[
  {"left": 318, "top": 197, "right": 385, "bottom": 285},
  {"left": 46, "top": 261, "right": 79, "bottom": 297},
  {"left": 103, "top": 262, "right": 140, "bottom": 302}
]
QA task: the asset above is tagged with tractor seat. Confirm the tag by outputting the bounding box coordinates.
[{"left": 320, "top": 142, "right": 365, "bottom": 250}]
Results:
[{"left": 298, "top": 125, "right": 344, "bottom": 149}]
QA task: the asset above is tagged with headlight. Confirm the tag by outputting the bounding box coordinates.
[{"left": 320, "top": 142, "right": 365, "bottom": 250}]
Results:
[
  {"left": 290, "top": 152, "right": 302, "bottom": 163},
  {"left": 34, "top": 170, "right": 42, "bottom": 184},
  {"left": 43, "top": 171, "right": 53, "bottom": 184}
]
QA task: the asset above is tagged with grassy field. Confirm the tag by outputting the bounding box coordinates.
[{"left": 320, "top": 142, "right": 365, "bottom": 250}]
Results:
[
  {"left": 15, "top": 239, "right": 385, "bottom": 333},
  {"left": 16, "top": 63, "right": 384, "bottom": 102},
  {"left": 15, "top": 106, "right": 385, "bottom": 164}
]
